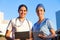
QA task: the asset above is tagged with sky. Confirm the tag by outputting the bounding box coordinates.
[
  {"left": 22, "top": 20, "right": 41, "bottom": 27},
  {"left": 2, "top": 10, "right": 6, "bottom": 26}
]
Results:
[{"left": 0, "top": 0, "right": 60, "bottom": 31}]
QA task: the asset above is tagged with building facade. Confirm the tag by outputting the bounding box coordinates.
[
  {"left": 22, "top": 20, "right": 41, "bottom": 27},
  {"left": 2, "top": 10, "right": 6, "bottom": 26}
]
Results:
[{"left": 0, "top": 12, "right": 9, "bottom": 36}]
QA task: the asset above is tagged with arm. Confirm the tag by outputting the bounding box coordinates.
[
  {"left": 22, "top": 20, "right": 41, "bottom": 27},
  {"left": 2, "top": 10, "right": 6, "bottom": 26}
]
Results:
[
  {"left": 5, "top": 20, "right": 12, "bottom": 37},
  {"left": 38, "top": 28, "right": 55, "bottom": 39},
  {"left": 38, "top": 29, "right": 55, "bottom": 39},
  {"left": 38, "top": 19, "right": 56, "bottom": 39},
  {"left": 5, "top": 30, "right": 11, "bottom": 37},
  {"left": 47, "top": 20, "right": 56, "bottom": 38},
  {"left": 30, "top": 31, "right": 33, "bottom": 40},
  {"left": 47, "top": 29, "right": 55, "bottom": 38},
  {"left": 28, "top": 21, "right": 33, "bottom": 40}
]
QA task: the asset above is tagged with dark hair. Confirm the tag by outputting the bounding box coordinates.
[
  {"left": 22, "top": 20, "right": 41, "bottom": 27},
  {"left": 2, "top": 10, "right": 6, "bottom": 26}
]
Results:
[
  {"left": 36, "top": 4, "right": 45, "bottom": 12},
  {"left": 18, "top": 4, "right": 28, "bottom": 12}
]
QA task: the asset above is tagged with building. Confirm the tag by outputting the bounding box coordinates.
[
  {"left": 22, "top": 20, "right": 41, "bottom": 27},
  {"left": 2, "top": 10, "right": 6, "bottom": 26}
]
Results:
[
  {"left": 0, "top": 12, "right": 9, "bottom": 36},
  {"left": 56, "top": 10, "right": 60, "bottom": 29},
  {"left": 56, "top": 10, "right": 60, "bottom": 40},
  {"left": 0, "top": 12, "right": 4, "bottom": 24}
]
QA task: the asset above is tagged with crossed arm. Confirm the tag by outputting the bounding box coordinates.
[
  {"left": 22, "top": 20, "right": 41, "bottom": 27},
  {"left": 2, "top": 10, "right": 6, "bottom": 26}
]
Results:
[{"left": 30, "top": 28, "right": 56, "bottom": 40}]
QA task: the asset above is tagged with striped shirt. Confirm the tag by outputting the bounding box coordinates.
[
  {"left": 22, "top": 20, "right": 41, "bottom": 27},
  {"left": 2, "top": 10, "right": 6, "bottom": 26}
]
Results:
[{"left": 32, "top": 18, "right": 54, "bottom": 40}]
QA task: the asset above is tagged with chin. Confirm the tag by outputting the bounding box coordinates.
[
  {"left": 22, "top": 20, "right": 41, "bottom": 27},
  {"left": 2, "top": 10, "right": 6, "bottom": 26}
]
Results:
[{"left": 21, "top": 16, "right": 25, "bottom": 18}]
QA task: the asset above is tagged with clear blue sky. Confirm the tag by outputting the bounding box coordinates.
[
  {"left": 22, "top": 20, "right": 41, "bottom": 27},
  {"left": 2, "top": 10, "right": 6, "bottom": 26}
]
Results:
[{"left": 0, "top": 0, "right": 60, "bottom": 31}]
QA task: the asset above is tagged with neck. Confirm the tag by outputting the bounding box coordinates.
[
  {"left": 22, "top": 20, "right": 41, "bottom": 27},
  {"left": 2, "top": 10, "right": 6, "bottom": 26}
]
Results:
[
  {"left": 19, "top": 17, "right": 25, "bottom": 22},
  {"left": 38, "top": 17, "right": 44, "bottom": 23}
]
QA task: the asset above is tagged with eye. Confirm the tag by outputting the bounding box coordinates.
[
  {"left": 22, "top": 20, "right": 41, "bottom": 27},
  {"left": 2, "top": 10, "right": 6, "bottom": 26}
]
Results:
[
  {"left": 24, "top": 10, "right": 26, "bottom": 12},
  {"left": 40, "top": 10, "right": 43, "bottom": 11},
  {"left": 20, "top": 10, "right": 22, "bottom": 11}
]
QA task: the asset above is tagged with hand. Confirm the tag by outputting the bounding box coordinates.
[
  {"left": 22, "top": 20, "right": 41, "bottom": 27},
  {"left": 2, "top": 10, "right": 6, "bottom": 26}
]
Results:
[
  {"left": 38, "top": 34, "right": 47, "bottom": 39},
  {"left": 6, "top": 34, "right": 10, "bottom": 37},
  {"left": 30, "top": 38, "right": 33, "bottom": 40}
]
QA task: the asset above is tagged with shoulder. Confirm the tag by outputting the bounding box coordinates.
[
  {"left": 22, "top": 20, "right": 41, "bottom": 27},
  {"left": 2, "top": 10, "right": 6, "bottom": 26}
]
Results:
[
  {"left": 46, "top": 18, "right": 53, "bottom": 27},
  {"left": 46, "top": 18, "right": 52, "bottom": 24},
  {"left": 26, "top": 19, "right": 33, "bottom": 29},
  {"left": 27, "top": 20, "right": 32, "bottom": 25},
  {"left": 34, "top": 22, "right": 38, "bottom": 26},
  {"left": 10, "top": 18, "right": 17, "bottom": 24},
  {"left": 32, "top": 22, "right": 37, "bottom": 29},
  {"left": 11, "top": 18, "right": 16, "bottom": 21}
]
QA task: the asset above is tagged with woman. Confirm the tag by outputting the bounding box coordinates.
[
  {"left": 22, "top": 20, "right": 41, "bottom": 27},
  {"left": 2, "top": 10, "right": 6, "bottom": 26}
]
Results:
[
  {"left": 5, "top": 4, "right": 32, "bottom": 40},
  {"left": 31, "top": 4, "right": 55, "bottom": 40}
]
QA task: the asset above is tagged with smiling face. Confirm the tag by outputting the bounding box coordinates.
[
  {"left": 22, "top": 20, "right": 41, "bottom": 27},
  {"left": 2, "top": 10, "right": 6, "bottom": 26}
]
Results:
[
  {"left": 18, "top": 6, "right": 27, "bottom": 18},
  {"left": 36, "top": 7, "right": 45, "bottom": 18}
]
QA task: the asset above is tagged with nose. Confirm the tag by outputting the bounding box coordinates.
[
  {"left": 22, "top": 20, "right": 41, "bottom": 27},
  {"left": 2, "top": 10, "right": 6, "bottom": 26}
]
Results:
[
  {"left": 37, "top": 11, "right": 41, "bottom": 14},
  {"left": 21, "top": 10, "right": 24, "bottom": 14},
  {"left": 21, "top": 11, "right": 23, "bottom": 13}
]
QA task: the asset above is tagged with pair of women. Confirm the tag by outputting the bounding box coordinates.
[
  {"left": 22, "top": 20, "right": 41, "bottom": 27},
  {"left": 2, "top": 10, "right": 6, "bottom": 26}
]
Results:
[{"left": 5, "top": 4, "right": 55, "bottom": 40}]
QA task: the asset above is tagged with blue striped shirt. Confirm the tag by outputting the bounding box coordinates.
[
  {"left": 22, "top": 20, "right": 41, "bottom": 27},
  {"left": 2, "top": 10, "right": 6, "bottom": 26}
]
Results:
[{"left": 32, "top": 18, "right": 54, "bottom": 40}]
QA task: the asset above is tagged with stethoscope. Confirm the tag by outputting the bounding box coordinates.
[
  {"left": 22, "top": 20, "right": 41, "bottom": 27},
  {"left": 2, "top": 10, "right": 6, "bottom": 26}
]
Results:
[{"left": 14, "top": 17, "right": 30, "bottom": 28}]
